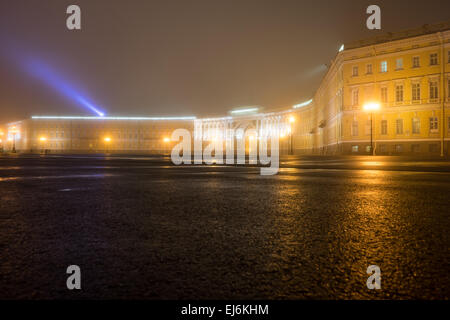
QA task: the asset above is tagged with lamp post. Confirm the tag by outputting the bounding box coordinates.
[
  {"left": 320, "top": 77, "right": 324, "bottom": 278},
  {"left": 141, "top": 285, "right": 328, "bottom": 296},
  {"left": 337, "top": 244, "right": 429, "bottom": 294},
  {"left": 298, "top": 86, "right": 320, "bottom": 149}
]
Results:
[
  {"left": 39, "top": 137, "right": 47, "bottom": 153},
  {"left": 10, "top": 126, "right": 19, "bottom": 153},
  {"left": 163, "top": 137, "right": 170, "bottom": 154},
  {"left": 0, "top": 131, "right": 3, "bottom": 152},
  {"left": 363, "top": 102, "right": 380, "bottom": 156},
  {"left": 104, "top": 137, "right": 111, "bottom": 153},
  {"left": 288, "top": 116, "right": 295, "bottom": 155}
]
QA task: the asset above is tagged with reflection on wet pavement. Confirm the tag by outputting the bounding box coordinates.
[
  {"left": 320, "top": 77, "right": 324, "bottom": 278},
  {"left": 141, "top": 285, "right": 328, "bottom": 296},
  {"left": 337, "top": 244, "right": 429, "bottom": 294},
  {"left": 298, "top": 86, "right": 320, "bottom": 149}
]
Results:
[{"left": 0, "top": 154, "right": 449, "bottom": 299}]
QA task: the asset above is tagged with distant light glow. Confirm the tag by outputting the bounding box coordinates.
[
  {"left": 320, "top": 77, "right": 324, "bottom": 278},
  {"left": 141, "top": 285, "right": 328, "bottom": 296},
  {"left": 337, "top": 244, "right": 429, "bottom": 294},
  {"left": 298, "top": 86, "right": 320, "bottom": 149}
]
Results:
[
  {"left": 31, "top": 116, "right": 196, "bottom": 120},
  {"left": 163, "top": 137, "right": 170, "bottom": 142},
  {"left": 293, "top": 99, "right": 313, "bottom": 109},
  {"left": 104, "top": 137, "right": 111, "bottom": 142},
  {"left": 339, "top": 44, "right": 344, "bottom": 52},
  {"left": 39, "top": 137, "right": 47, "bottom": 141},
  {"left": 289, "top": 116, "right": 296, "bottom": 123},
  {"left": 231, "top": 107, "right": 259, "bottom": 114}
]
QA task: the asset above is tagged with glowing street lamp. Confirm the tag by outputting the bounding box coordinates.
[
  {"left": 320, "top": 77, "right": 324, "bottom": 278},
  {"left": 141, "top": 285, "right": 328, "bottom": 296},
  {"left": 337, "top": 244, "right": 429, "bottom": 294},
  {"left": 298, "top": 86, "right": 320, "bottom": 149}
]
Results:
[
  {"left": 363, "top": 102, "right": 380, "bottom": 155},
  {"left": 10, "top": 126, "right": 19, "bottom": 153},
  {"left": 288, "top": 116, "right": 296, "bottom": 155},
  {"left": 104, "top": 137, "right": 111, "bottom": 153},
  {"left": 39, "top": 137, "right": 47, "bottom": 153}
]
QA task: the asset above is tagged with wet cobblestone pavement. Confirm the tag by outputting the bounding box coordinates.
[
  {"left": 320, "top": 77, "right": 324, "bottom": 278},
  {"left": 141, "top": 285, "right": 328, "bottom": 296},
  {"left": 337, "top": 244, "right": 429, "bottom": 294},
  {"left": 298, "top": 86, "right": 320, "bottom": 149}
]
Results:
[{"left": 0, "top": 154, "right": 449, "bottom": 299}]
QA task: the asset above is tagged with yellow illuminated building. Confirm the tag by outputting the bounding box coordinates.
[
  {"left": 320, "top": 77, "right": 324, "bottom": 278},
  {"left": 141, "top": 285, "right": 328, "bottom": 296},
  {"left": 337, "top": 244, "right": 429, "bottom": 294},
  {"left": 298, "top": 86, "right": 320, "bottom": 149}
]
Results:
[
  {"left": 308, "top": 22, "right": 450, "bottom": 155},
  {"left": 1, "top": 22, "right": 450, "bottom": 156}
]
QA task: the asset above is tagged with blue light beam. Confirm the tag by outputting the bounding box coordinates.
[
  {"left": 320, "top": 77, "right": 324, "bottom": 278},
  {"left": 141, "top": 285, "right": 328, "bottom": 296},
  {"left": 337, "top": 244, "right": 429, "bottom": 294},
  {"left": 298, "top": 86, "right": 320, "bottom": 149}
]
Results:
[{"left": 24, "top": 58, "right": 105, "bottom": 116}]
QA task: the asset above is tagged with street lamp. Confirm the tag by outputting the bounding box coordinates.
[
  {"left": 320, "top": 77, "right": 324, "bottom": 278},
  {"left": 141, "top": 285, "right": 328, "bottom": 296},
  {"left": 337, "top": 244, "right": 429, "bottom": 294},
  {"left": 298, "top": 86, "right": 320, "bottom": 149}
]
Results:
[
  {"left": 10, "top": 126, "right": 19, "bottom": 153},
  {"left": 104, "top": 137, "right": 111, "bottom": 153},
  {"left": 363, "top": 102, "right": 380, "bottom": 155},
  {"left": 288, "top": 116, "right": 295, "bottom": 155},
  {"left": 39, "top": 137, "right": 47, "bottom": 153}
]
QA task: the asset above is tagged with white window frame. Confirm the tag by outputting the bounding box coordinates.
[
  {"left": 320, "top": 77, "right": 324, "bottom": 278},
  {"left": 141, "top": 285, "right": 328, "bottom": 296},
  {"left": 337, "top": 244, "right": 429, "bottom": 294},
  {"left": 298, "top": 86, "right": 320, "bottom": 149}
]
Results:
[
  {"left": 412, "top": 118, "right": 421, "bottom": 134},
  {"left": 430, "top": 53, "right": 438, "bottom": 66},
  {"left": 396, "top": 119, "right": 403, "bottom": 135},
  {"left": 381, "top": 87, "right": 388, "bottom": 103},
  {"left": 395, "top": 84, "right": 404, "bottom": 102},
  {"left": 352, "top": 88, "right": 359, "bottom": 106},
  {"left": 412, "top": 56, "right": 420, "bottom": 68},
  {"left": 412, "top": 82, "right": 421, "bottom": 101},
  {"left": 429, "top": 81, "right": 438, "bottom": 100},
  {"left": 429, "top": 117, "right": 438, "bottom": 133},
  {"left": 380, "top": 61, "right": 387, "bottom": 73}
]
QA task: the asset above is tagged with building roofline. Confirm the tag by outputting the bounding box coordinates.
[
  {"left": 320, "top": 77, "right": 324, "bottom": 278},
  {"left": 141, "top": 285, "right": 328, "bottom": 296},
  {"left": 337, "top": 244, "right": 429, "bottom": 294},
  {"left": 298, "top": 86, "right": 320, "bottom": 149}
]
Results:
[{"left": 344, "top": 21, "right": 450, "bottom": 51}]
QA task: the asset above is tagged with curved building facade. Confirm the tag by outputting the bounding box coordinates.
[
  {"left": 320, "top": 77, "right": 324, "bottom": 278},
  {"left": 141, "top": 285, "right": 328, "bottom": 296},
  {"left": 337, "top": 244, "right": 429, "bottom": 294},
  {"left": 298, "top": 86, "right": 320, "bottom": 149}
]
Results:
[{"left": 2, "top": 22, "right": 450, "bottom": 156}]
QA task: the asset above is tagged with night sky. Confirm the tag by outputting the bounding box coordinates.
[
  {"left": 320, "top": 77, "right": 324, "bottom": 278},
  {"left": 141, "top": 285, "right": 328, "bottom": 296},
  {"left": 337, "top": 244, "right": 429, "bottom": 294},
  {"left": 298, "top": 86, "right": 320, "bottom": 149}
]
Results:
[{"left": 0, "top": 0, "right": 449, "bottom": 122}]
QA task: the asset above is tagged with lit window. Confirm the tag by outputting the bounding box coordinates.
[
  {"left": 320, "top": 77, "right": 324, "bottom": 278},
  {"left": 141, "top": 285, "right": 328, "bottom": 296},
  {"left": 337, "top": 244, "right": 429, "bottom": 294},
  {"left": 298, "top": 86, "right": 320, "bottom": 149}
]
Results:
[
  {"left": 412, "top": 56, "right": 420, "bottom": 68},
  {"left": 381, "top": 120, "right": 387, "bottom": 135},
  {"left": 396, "top": 119, "right": 403, "bottom": 134},
  {"left": 366, "top": 64, "right": 372, "bottom": 74},
  {"left": 395, "top": 84, "right": 404, "bottom": 102},
  {"left": 412, "top": 118, "right": 420, "bottom": 134},
  {"left": 396, "top": 58, "right": 403, "bottom": 70},
  {"left": 352, "top": 66, "right": 358, "bottom": 76},
  {"left": 429, "top": 117, "right": 438, "bottom": 132},
  {"left": 380, "top": 61, "right": 387, "bottom": 72},
  {"left": 429, "top": 81, "right": 438, "bottom": 100},
  {"left": 352, "top": 145, "right": 359, "bottom": 153},
  {"left": 430, "top": 53, "right": 438, "bottom": 66},
  {"left": 395, "top": 144, "right": 403, "bottom": 153},
  {"left": 412, "top": 83, "right": 421, "bottom": 101},
  {"left": 381, "top": 87, "right": 388, "bottom": 103}
]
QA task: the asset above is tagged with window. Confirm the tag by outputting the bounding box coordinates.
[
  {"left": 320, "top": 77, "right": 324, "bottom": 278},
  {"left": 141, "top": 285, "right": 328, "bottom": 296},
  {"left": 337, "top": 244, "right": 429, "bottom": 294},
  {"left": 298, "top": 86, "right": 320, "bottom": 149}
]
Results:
[
  {"left": 429, "top": 117, "right": 438, "bottom": 132},
  {"left": 430, "top": 53, "right": 438, "bottom": 65},
  {"left": 381, "top": 87, "right": 388, "bottom": 103},
  {"left": 429, "top": 81, "right": 438, "bottom": 100},
  {"left": 395, "top": 84, "right": 404, "bottom": 102},
  {"left": 448, "top": 51, "right": 450, "bottom": 63},
  {"left": 412, "top": 118, "right": 420, "bottom": 134},
  {"left": 379, "top": 144, "right": 387, "bottom": 153},
  {"left": 412, "top": 56, "right": 420, "bottom": 68},
  {"left": 352, "top": 121, "right": 359, "bottom": 136},
  {"left": 380, "top": 61, "right": 387, "bottom": 72},
  {"left": 429, "top": 144, "right": 439, "bottom": 153},
  {"left": 366, "top": 64, "right": 372, "bottom": 74},
  {"left": 352, "top": 145, "right": 359, "bottom": 153},
  {"left": 412, "top": 83, "right": 421, "bottom": 101},
  {"left": 352, "top": 66, "right": 358, "bottom": 76},
  {"left": 411, "top": 144, "right": 420, "bottom": 153},
  {"left": 396, "top": 58, "right": 403, "bottom": 70},
  {"left": 396, "top": 119, "right": 403, "bottom": 134},
  {"left": 352, "top": 89, "right": 359, "bottom": 106},
  {"left": 395, "top": 144, "right": 403, "bottom": 153},
  {"left": 381, "top": 120, "right": 387, "bottom": 135}
]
